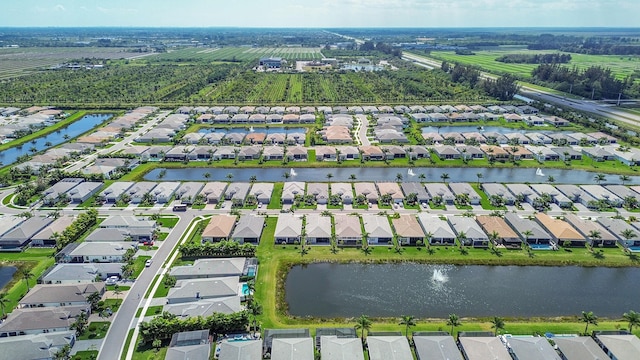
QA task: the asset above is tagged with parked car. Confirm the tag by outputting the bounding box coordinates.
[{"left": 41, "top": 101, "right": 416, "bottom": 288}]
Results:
[
  {"left": 105, "top": 276, "right": 119, "bottom": 285},
  {"left": 145, "top": 259, "right": 153, "bottom": 267}
]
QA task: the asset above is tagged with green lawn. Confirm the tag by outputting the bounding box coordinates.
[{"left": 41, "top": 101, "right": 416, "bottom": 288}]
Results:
[
  {"left": 145, "top": 306, "right": 164, "bottom": 317},
  {"left": 132, "top": 256, "right": 151, "bottom": 278},
  {"left": 155, "top": 217, "right": 179, "bottom": 228},
  {"left": 72, "top": 351, "right": 99, "bottom": 360},
  {"left": 78, "top": 322, "right": 111, "bottom": 340},
  {"left": 268, "top": 182, "right": 284, "bottom": 209}
]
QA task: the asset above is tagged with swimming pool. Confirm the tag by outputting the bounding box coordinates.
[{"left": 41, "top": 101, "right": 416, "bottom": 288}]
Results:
[
  {"left": 529, "top": 244, "right": 552, "bottom": 250},
  {"left": 246, "top": 267, "right": 256, "bottom": 277}
]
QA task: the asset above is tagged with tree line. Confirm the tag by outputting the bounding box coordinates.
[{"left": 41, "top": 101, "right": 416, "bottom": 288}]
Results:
[
  {"left": 441, "top": 61, "right": 519, "bottom": 101},
  {"left": 496, "top": 53, "right": 571, "bottom": 64},
  {"left": 138, "top": 311, "right": 249, "bottom": 345},
  {"left": 531, "top": 64, "right": 629, "bottom": 99}
]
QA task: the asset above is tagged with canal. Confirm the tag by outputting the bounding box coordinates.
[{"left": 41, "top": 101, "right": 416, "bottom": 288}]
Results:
[
  {"left": 0, "top": 114, "right": 112, "bottom": 167},
  {"left": 285, "top": 263, "right": 640, "bottom": 318},
  {"left": 0, "top": 266, "right": 17, "bottom": 292},
  {"left": 144, "top": 166, "right": 638, "bottom": 185}
]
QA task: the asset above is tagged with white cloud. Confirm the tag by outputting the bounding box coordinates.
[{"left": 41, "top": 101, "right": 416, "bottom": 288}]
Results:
[{"left": 54, "top": 4, "right": 66, "bottom": 11}]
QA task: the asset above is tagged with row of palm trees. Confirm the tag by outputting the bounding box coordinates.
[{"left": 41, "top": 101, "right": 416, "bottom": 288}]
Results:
[{"left": 349, "top": 311, "right": 640, "bottom": 344}]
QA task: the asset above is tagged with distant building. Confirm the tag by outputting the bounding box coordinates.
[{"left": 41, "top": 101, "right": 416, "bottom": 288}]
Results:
[{"left": 259, "top": 57, "right": 283, "bottom": 69}]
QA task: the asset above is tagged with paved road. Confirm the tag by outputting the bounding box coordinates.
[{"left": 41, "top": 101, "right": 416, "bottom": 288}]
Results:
[
  {"left": 96, "top": 210, "right": 194, "bottom": 360},
  {"left": 355, "top": 114, "right": 370, "bottom": 146}
]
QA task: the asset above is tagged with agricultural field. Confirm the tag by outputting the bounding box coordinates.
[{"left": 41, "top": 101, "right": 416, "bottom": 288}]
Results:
[
  {"left": 152, "top": 46, "right": 324, "bottom": 62},
  {"left": 425, "top": 47, "right": 640, "bottom": 80},
  {"left": 0, "top": 47, "right": 151, "bottom": 79}
]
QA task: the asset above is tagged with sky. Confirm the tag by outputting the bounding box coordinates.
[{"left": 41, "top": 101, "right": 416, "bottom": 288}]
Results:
[{"left": 1, "top": 0, "right": 639, "bottom": 28}]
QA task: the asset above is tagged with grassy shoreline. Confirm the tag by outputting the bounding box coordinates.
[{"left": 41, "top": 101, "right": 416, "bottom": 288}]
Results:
[
  {"left": 254, "top": 219, "right": 640, "bottom": 335},
  {"left": 0, "top": 111, "right": 88, "bottom": 153}
]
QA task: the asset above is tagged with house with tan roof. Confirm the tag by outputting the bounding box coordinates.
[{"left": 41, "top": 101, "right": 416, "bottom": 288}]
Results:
[
  {"left": 476, "top": 215, "right": 521, "bottom": 248},
  {"left": 201, "top": 215, "right": 237, "bottom": 243},
  {"left": 376, "top": 182, "right": 404, "bottom": 204},
  {"left": 392, "top": 215, "right": 425, "bottom": 245},
  {"left": 535, "top": 213, "right": 585, "bottom": 247},
  {"left": 334, "top": 214, "right": 362, "bottom": 245},
  {"left": 359, "top": 145, "right": 384, "bottom": 161},
  {"left": 305, "top": 214, "right": 332, "bottom": 244},
  {"left": 274, "top": 214, "right": 303, "bottom": 244}
]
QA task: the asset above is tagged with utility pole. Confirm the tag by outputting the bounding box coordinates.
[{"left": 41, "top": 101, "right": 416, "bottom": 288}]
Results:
[
  {"left": 617, "top": 92, "right": 622, "bottom": 106},
  {"left": 591, "top": 88, "right": 595, "bottom": 100}
]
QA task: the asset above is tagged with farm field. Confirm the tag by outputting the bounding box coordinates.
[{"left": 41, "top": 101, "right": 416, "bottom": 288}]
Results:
[
  {"left": 153, "top": 46, "right": 324, "bottom": 62},
  {"left": 0, "top": 47, "right": 150, "bottom": 79},
  {"left": 426, "top": 48, "right": 640, "bottom": 80}
]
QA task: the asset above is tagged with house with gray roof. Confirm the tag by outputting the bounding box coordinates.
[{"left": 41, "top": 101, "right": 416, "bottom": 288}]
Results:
[
  {"left": 231, "top": 215, "right": 265, "bottom": 244},
  {"left": 334, "top": 214, "right": 362, "bottom": 245},
  {"left": 582, "top": 147, "right": 615, "bottom": 162},
  {"left": 170, "top": 258, "right": 246, "bottom": 279},
  {"left": 307, "top": 183, "right": 329, "bottom": 205},
  {"left": 594, "top": 333, "right": 640, "bottom": 359},
  {"left": 0, "top": 216, "right": 53, "bottom": 250},
  {"left": 563, "top": 214, "right": 618, "bottom": 247},
  {"left": 607, "top": 185, "right": 640, "bottom": 203},
  {"left": 321, "top": 336, "right": 364, "bottom": 360},
  {"left": 166, "top": 277, "right": 239, "bottom": 304},
  {"left": 0, "top": 331, "right": 76, "bottom": 360},
  {"left": 417, "top": 214, "right": 456, "bottom": 245},
  {"left": 200, "top": 182, "right": 227, "bottom": 204},
  {"left": 225, "top": 182, "right": 251, "bottom": 203},
  {"left": 401, "top": 182, "right": 430, "bottom": 204},
  {"left": 458, "top": 335, "right": 512, "bottom": 360},
  {"left": 505, "top": 183, "right": 534, "bottom": 204},
  {"left": 581, "top": 185, "right": 623, "bottom": 207},
  {"left": 504, "top": 213, "right": 553, "bottom": 247},
  {"left": 305, "top": 214, "right": 332, "bottom": 244},
  {"left": 165, "top": 330, "right": 211, "bottom": 360},
  {"left": 555, "top": 336, "right": 609, "bottom": 360},
  {"left": 31, "top": 215, "right": 75, "bottom": 247},
  {"left": 448, "top": 182, "right": 480, "bottom": 205},
  {"left": 598, "top": 217, "right": 640, "bottom": 248},
  {"left": 100, "top": 181, "right": 135, "bottom": 203},
  {"left": 552, "top": 147, "right": 582, "bottom": 160},
  {"left": 506, "top": 337, "right": 562, "bottom": 360},
  {"left": 84, "top": 228, "right": 129, "bottom": 242},
  {"left": 175, "top": 182, "right": 204, "bottom": 205},
  {"left": 40, "top": 263, "right": 122, "bottom": 284},
  {"left": 529, "top": 184, "right": 572, "bottom": 208},
  {"left": 281, "top": 182, "right": 305, "bottom": 204},
  {"left": 218, "top": 339, "right": 262, "bottom": 360},
  {"left": 432, "top": 145, "right": 461, "bottom": 160},
  {"left": 64, "top": 242, "right": 134, "bottom": 263},
  {"left": 67, "top": 181, "right": 103, "bottom": 203},
  {"left": 19, "top": 283, "right": 105, "bottom": 308},
  {"left": 448, "top": 216, "right": 489, "bottom": 247},
  {"left": 271, "top": 337, "right": 314, "bottom": 360},
  {"left": 275, "top": 214, "right": 303, "bottom": 244},
  {"left": 0, "top": 216, "right": 25, "bottom": 239},
  {"left": 555, "top": 184, "right": 599, "bottom": 209},
  {"left": 330, "top": 182, "right": 353, "bottom": 204},
  {"left": 152, "top": 181, "right": 181, "bottom": 203},
  {"left": 414, "top": 335, "right": 463, "bottom": 360},
  {"left": 354, "top": 183, "right": 378, "bottom": 204},
  {"left": 362, "top": 214, "right": 393, "bottom": 245},
  {"left": 424, "top": 183, "right": 455, "bottom": 204},
  {"left": 127, "top": 181, "right": 157, "bottom": 204},
  {"left": 0, "top": 305, "right": 88, "bottom": 337},
  {"left": 42, "top": 178, "right": 83, "bottom": 205},
  {"left": 367, "top": 336, "right": 413, "bottom": 360},
  {"left": 100, "top": 215, "right": 155, "bottom": 229},
  {"left": 248, "top": 182, "right": 273, "bottom": 205},
  {"left": 482, "top": 183, "right": 515, "bottom": 205},
  {"left": 165, "top": 296, "right": 241, "bottom": 318}
]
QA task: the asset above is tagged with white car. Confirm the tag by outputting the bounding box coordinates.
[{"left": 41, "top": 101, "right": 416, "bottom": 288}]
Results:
[
  {"left": 105, "top": 276, "right": 119, "bottom": 285},
  {"left": 145, "top": 259, "right": 153, "bottom": 267}
]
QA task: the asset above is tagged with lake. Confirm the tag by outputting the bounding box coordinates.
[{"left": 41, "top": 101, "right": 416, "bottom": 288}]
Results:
[
  {"left": 144, "top": 166, "right": 638, "bottom": 185},
  {"left": 0, "top": 114, "right": 112, "bottom": 167},
  {"left": 285, "top": 263, "right": 640, "bottom": 318},
  {"left": 0, "top": 266, "right": 17, "bottom": 291}
]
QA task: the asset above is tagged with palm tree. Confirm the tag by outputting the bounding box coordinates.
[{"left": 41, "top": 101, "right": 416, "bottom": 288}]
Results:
[
  {"left": 620, "top": 229, "right": 636, "bottom": 246},
  {"left": 547, "top": 175, "right": 555, "bottom": 183},
  {"left": 440, "top": 173, "right": 450, "bottom": 184},
  {"left": 490, "top": 316, "right": 506, "bottom": 336},
  {"left": 594, "top": 173, "right": 606, "bottom": 184},
  {"left": 203, "top": 172, "right": 211, "bottom": 179},
  {"left": 620, "top": 175, "right": 631, "bottom": 185},
  {"left": 22, "top": 269, "right": 33, "bottom": 292},
  {"left": 623, "top": 310, "right": 640, "bottom": 333},
  {"left": 113, "top": 284, "right": 122, "bottom": 300},
  {"left": 418, "top": 173, "right": 426, "bottom": 182},
  {"left": 249, "top": 175, "right": 257, "bottom": 183},
  {"left": 349, "top": 174, "right": 357, "bottom": 181},
  {"left": 355, "top": 314, "right": 372, "bottom": 344},
  {"left": 522, "top": 230, "right": 533, "bottom": 247},
  {"left": 476, "top": 172, "right": 483, "bottom": 187},
  {"left": 326, "top": 173, "right": 334, "bottom": 182},
  {"left": 399, "top": 315, "right": 416, "bottom": 338},
  {"left": 283, "top": 172, "right": 291, "bottom": 180},
  {"left": 226, "top": 173, "right": 234, "bottom": 181},
  {"left": 446, "top": 313, "right": 462, "bottom": 335},
  {"left": 588, "top": 230, "right": 601, "bottom": 246},
  {"left": 0, "top": 292, "right": 9, "bottom": 318},
  {"left": 581, "top": 311, "right": 598, "bottom": 335}
]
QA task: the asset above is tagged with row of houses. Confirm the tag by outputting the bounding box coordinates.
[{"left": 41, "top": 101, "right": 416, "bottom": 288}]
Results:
[
  {"left": 182, "top": 130, "right": 306, "bottom": 145},
  {"left": 14, "top": 142, "right": 96, "bottom": 174},
  {"left": 208, "top": 329, "right": 640, "bottom": 360},
  {"left": 135, "top": 113, "right": 189, "bottom": 143},
  {"left": 0, "top": 107, "right": 63, "bottom": 142},
  {"left": 483, "top": 182, "right": 640, "bottom": 210},
  {"left": 424, "top": 130, "right": 616, "bottom": 147},
  {"left": 41, "top": 178, "right": 103, "bottom": 205},
  {"left": 412, "top": 112, "right": 560, "bottom": 125},
  {"left": 0, "top": 215, "right": 58, "bottom": 250},
  {"left": 174, "top": 104, "right": 539, "bottom": 116},
  {"left": 75, "top": 106, "right": 156, "bottom": 146},
  {"left": 195, "top": 112, "right": 316, "bottom": 124}
]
